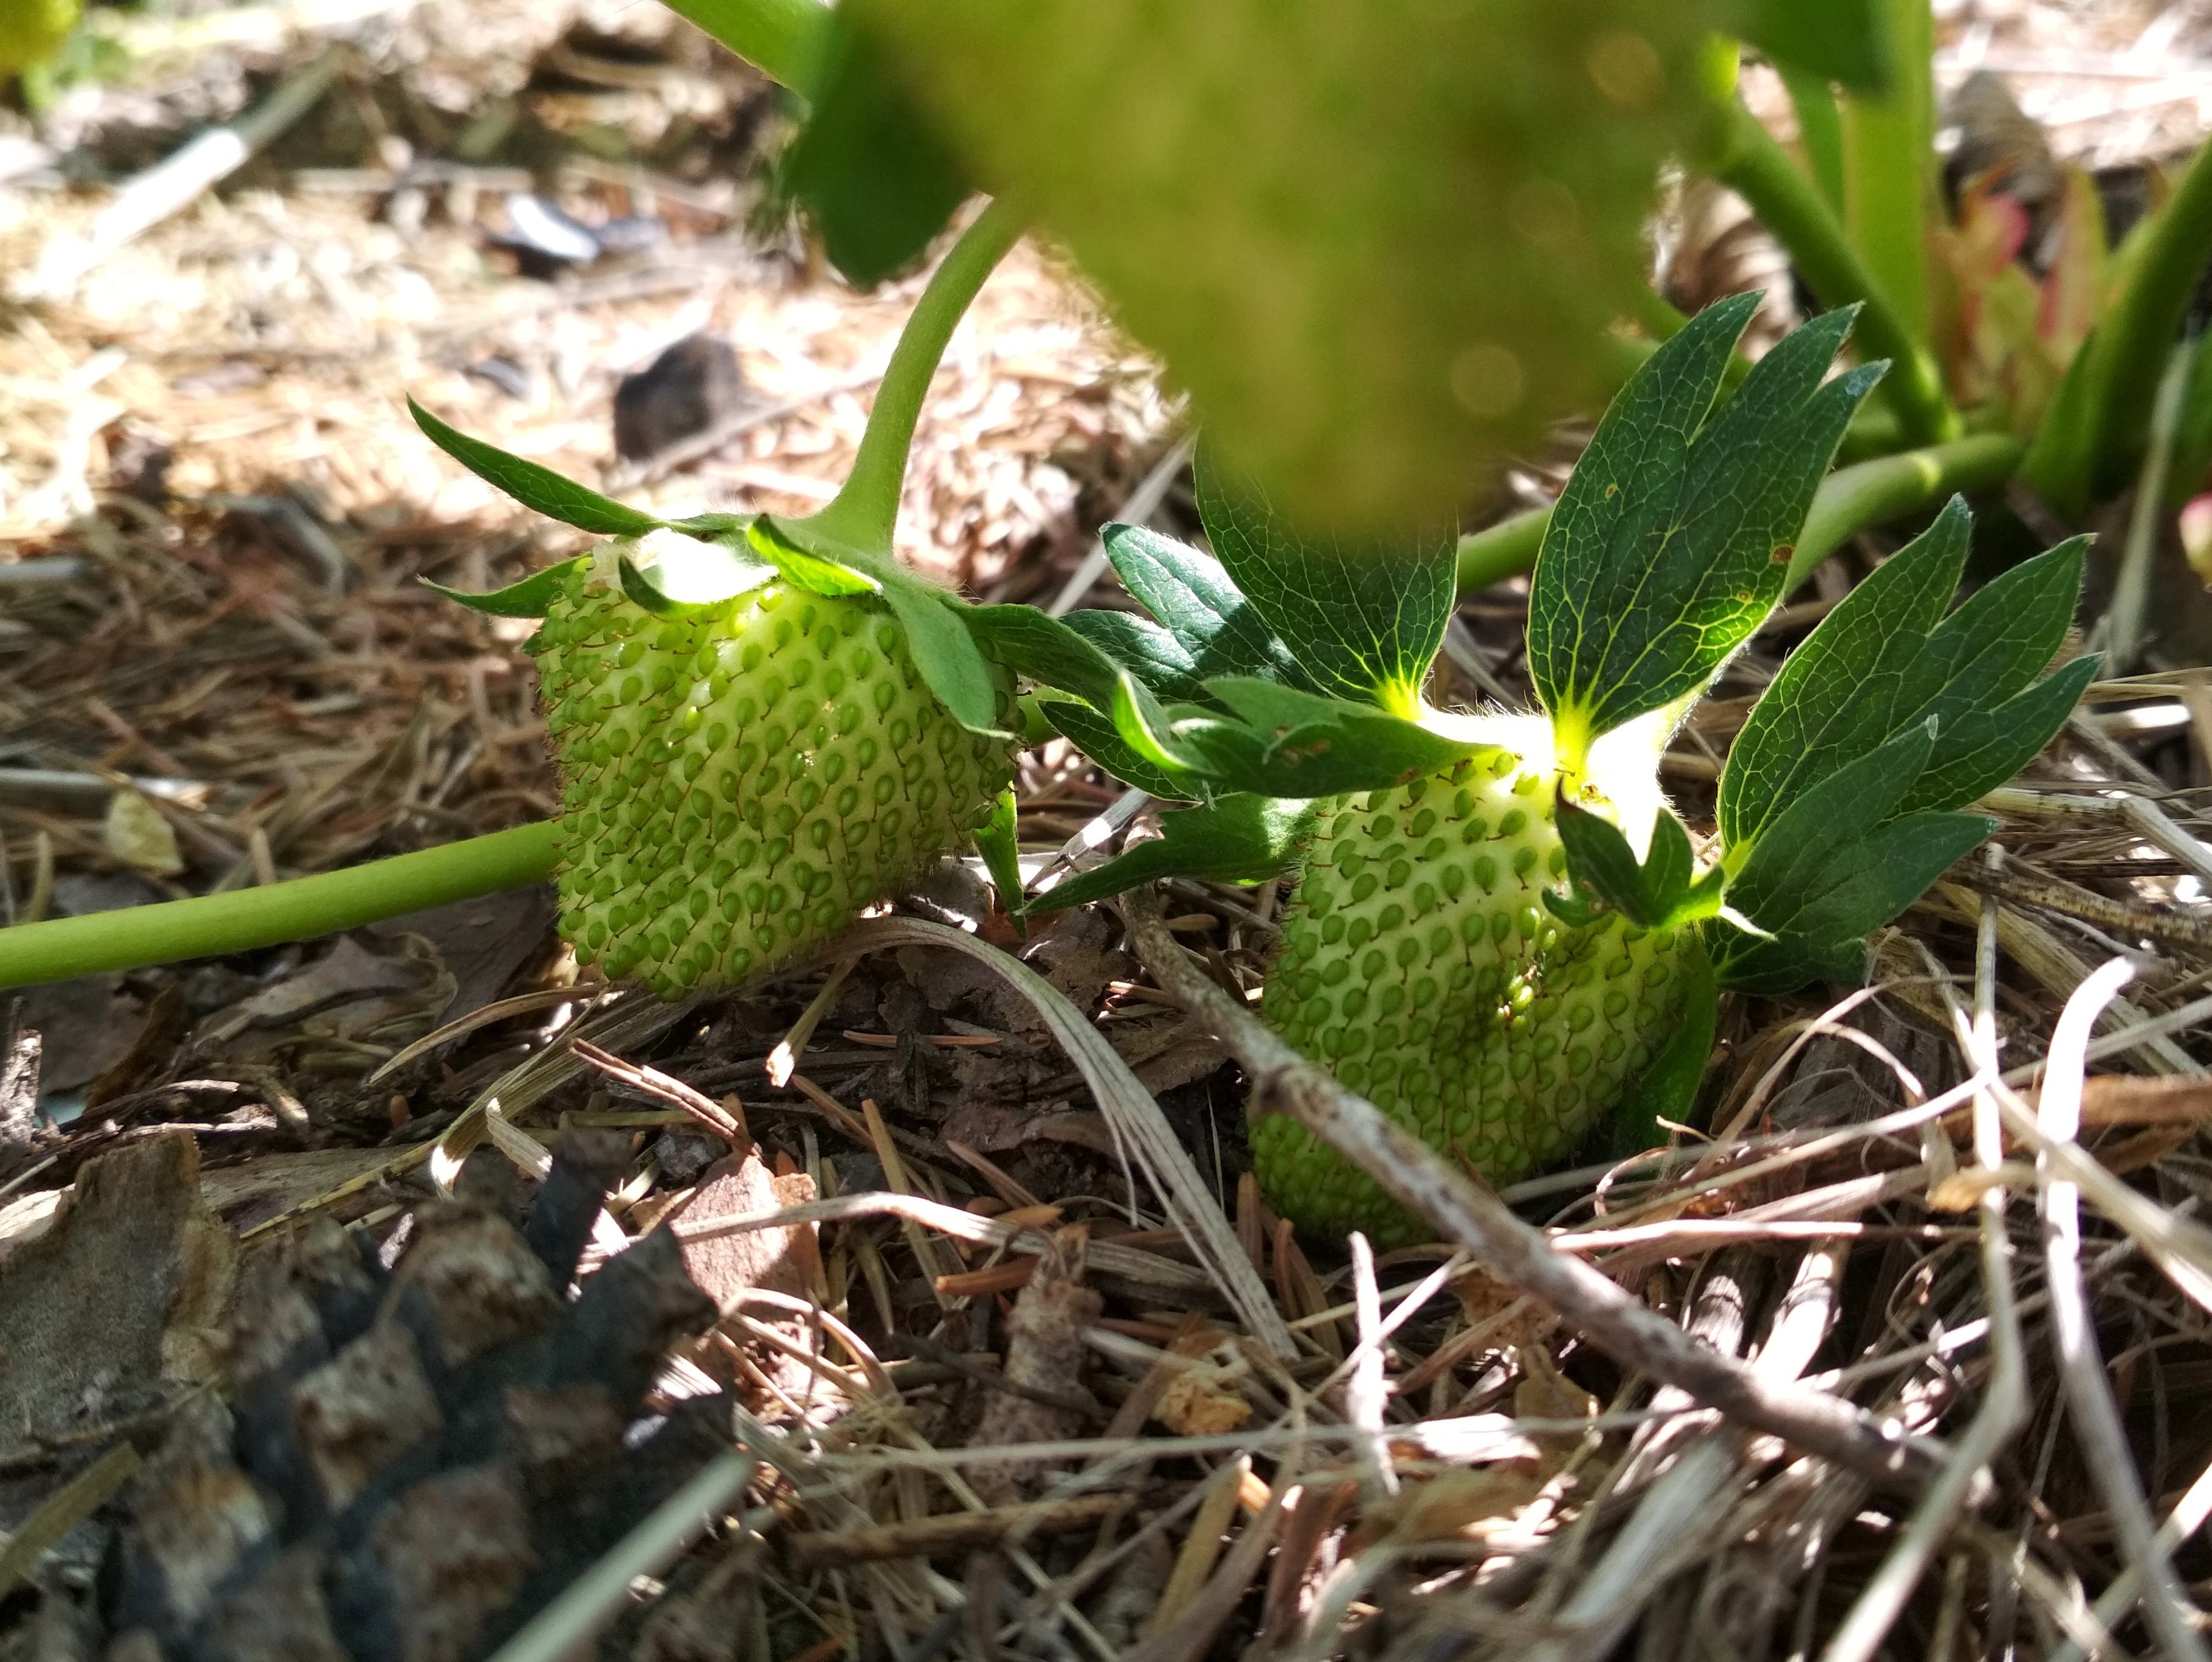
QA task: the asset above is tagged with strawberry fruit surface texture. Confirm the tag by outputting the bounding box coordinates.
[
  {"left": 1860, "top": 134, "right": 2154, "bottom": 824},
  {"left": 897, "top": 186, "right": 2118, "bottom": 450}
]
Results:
[{"left": 532, "top": 564, "right": 1013, "bottom": 998}]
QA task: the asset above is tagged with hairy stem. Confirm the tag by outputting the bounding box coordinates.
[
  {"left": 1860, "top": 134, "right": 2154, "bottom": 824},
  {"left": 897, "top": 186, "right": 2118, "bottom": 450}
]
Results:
[
  {"left": 1456, "top": 432, "right": 2024, "bottom": 600},
  {"left": 797, "top": 198, "right": 1028, "bottom": 558},
  {"left": 0, "top": 822, "right": 558, "bottom": 991},
  {"left": 1714, "top": 101, "right": 1958, "bottom": 446}
]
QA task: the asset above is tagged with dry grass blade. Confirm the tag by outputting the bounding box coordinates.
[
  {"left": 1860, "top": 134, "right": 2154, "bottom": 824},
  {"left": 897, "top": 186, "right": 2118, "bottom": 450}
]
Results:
[
  {"left": 839, "top": 913, "right": 1297, "bottom": 1357},
  {"left": 1119, "top": 887, "right": 1941, "bottom": 1494}
]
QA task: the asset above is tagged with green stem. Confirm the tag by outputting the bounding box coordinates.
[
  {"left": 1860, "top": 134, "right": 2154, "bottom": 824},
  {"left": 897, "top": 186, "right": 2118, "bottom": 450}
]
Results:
[
  {"left": 1714, "top": 101, "right": 1958, "bottom": 447},
  {"left": 1787, "top": 432, "right": 2023, "bottom": 587},
  {"left": 1839, "top": 0, "right": 1936, "bottom": 351},
  {"left": 0, "top": 822, "right": 558, "bottom": 992},
  {"left": 2022, "top": 133, "right": 2212, "bottom": 516},
  {"left": 1781, "top": 67, "right": 1846, "bottom": 211},
  {"left": 795, "top": 198, "right": 1027, "bottom": 558},
  {"left": 1454, "top": 433, "right": 2025, "bottom": 599},
  {"left": 656, "top": 0, "right": 832, "bottom": 98}
]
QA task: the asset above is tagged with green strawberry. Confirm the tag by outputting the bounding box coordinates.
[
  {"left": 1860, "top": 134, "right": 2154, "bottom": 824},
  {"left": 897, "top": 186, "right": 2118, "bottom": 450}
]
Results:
[
  {"left": 1252, "top": 753, "right": 1692, "bottom": 1246},
  {"left": 530, "top": 557, "right": 1015, "bottom": 998}
]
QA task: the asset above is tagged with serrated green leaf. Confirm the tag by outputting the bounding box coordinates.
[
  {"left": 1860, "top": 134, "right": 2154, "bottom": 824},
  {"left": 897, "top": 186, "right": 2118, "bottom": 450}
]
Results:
[
  {"left": 1720, "top": 500, "right": 2094, "bottom": 854},
  {"left": 1726, "top": 721, "right": 1936, "bottom": 934},
  {"left": 963, "top": 604, "right": 1125, "bottom": 710},
  {"left": 1611, "top": 943, "right": 1717, "bottom": 1158},
  {"left": 1023, "top": 794, "right": 1314, "bottom": 915},
  {"left": 1059, "top": 610, "right": 1214, "bottom": 706},
  {"left": 1195, "top": 459, "right": 1456, "bottom": 714},
  {"left": 882, "top": 577, "right": 1009, "bottom": 738},
  {"left": 1529, "top": 301, "right": 1881, "bottom": 763},
  {"left": 1040, "top": 696, "right": 1200, "bottom": 800},
  {"left": 1101, "top": 523, "right": 1315, "bottom": 690},
  {"left": 975, "top": 786, "right": 1025, "bottom": 917},
  {"left": 747, "top": 519, "right": 883, "bottom": 598},
  {"left": 1734, "top": 0, "right": 1889, "bottom": 92},
  {"left": 782, "top": 12, "right": 972, "bottom": 285},
  {"left": 421, "top": 554, "right": 591, "bottom": 619},
  {"left": 1713, "top": 812, "right": 1992, "bottom": 993},
  {"left": 409, "top": 398, "right": 665, "bottom": 537}
]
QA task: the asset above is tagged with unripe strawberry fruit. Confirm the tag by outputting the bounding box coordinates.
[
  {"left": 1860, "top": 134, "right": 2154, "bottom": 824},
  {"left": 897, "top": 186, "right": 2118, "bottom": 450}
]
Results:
[
  {"left": 1254, "top": 751, "right": 1692, "bottom": 1245},
  {"left": 530, "top": 562, "right": 1014, "bottom": 998}
]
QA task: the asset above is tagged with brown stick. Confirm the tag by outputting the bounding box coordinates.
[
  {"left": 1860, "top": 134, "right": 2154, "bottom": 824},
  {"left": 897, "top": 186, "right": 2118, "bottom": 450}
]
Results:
[
  {"left": 782, "top": 1493, "right": 1122, "bottom": 1571},
  {"left": 1118, "top": 889, "right": 1941, "bottom": 1496}
]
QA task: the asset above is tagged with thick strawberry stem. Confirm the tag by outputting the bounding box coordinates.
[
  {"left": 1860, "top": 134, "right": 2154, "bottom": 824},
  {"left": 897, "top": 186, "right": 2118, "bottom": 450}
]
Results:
[
  {"left": 0, "top": 822, "right": 558, "bottom": 991},
  {"left": 799, "top": 197, "right": 1026, "bottom": 558}
]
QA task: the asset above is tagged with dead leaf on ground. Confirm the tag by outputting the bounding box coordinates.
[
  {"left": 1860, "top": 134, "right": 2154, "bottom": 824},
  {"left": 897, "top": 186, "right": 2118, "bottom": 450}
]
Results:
[{"left": 970, "top": 1224, "right": 1103, "bottom": 1506}]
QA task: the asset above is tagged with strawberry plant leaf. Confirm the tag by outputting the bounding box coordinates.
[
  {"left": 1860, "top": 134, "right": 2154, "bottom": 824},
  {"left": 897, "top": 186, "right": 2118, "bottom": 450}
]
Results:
[
  {"left": 1022, "top": 794, "right": 1314, "bottom": 915},
  {"left": 1720, "top": 498, "right": 2096, "bottom": 855},
  {"left": 782, "top": 13, "right": 972, "bottom": 286},
  {"left": 408, "top": 398, "right": 666, "bottom": 537},
  {"left": 1100, "top": 523, "right": 1313, "bottom": 689},
  {"left": 963, "top": 605, "right": 1125, "bottom": 711},
  {"left": 1057, "top": 610, "right": 1214, "bottom": 706},
  {"left": 1195, "top": 459, "right": 1456, "bottom": 714},
  {"left": 421, "top": 555, "right": 591, "bottom": 618},
  {"left": 1038, "top": 696, "right": 1200, "bottom": 800},
  {"left": 1529, "top": 300, "right": 1881, "bottom": 763},
  {"left": 1111, "top": 671, "right": 1208, "bottom": 784}
]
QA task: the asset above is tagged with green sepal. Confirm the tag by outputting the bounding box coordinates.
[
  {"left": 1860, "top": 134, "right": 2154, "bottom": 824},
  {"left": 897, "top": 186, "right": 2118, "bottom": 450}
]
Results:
[
  {"left": 974, "top": 786, "right": 1026, "bottom": 925},
  {"left": 421, "top": 554, "right": 591, "bottom": 619},
  {"left": 1038, "top": 695, "right": 1200, "bottom": 800},
  {"left": 1169, "top": 677, "right": 1501, "bottom": 799},
  {"left": 883, "top": 579, "right": 1011, "bottom": 739},
  {"left": 1547, "top": 796, "right": 1725, "bottom": 932},
  {"left": 1193, "top": 458, "right": 1456, "bottom": 714},
  {"left": 963, "top": 604, "right": 1125, "bottom": 710},
  {"left": 746, "top": 518, "right": 883, "bottom": 597},
  {"left": 1059, "top": 609, "right": 1216, "bottom": 706},
  {"left": 1022, "top": 793, "right": 1314, "bottom": 915},
  {"left": 1100, "top": 523, "right": 1316, "bottom": 692},
  {"left": 408, "top": 398, "right": 665, "bottom": 537},
  {"left": 1111, "top": 671, "right": 1209, "bottom": 789},
  {"left": 624, "top": 538, "right": 781, "bottom": 613},
  {"left": 1529, "top": 299, "right": 1881, "bottom": 763},
  {"left": 1610, "top": 943, "right": 1717, "bottom": 1161},
  {"left": 1720, "top": 498, "right": 2098, "bottom": 857}
]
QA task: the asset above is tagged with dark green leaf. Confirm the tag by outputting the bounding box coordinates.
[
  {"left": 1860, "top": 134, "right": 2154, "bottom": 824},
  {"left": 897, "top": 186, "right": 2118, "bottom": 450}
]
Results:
[
  {"left": 963, "top": 605, "right": 1125, "bottom": 709},
  {"left": 1720, "top": 501, "right": 2093, "bottom": 852},
  {"left": 409, "top": 398, "right": 665, "bottom": 537},
  {"left": 421, "top": 555, "right": 590, "bottom": 619},
  {"left": 1101, "top": 524, "right": 1313, "bottom": 690},
  {"left": 1024, "top": 794, "right": 1315, "bottom": 915},
  {"left": 1734, "top": 0, "right": 1889, "bottom": 92},
  {"left": 782, "top": 13, "right": 972, "bottom": 286},
  {"left": 850, "top": 0, "right": 1712, "bottom": 533},
  {"left": 1195, "top": 459, "right": 1456, "bottom": 713},
  {"left": 974, "top": 786, "right": 1026, "bottom": 919},
  {"left": 1040, "top": 697, "right": 1200, "bottom": 800},
  {"left": 1529, "top": 302, "right": 1880, "bottom": 761},
  {"left": 1610, "top": 944, "right": 1717, "bottom": 1159},
  {"left": 1713, "top": 812, "right": 1992, "bottom": 993},
  {"left": 1059, "top": 610, "right": 1214, "bottom": 706}
]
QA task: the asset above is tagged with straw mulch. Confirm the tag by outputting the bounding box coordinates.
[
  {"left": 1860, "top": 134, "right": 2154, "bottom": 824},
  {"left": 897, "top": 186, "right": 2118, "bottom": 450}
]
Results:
[{"left": 5, "top": 3, "right": 2212, "bottom": 1659}]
